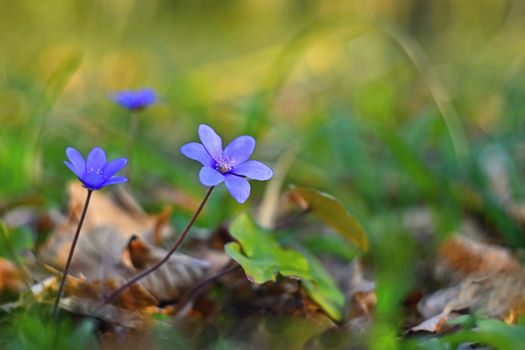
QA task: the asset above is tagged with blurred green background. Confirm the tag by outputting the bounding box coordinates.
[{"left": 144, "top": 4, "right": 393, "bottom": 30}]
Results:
[
  {"left": 2, "top": 1, "right": 525, "bottom": 348},
  {"left": 2, "top": 0, "right": 524, "bottom": 201},
  {"left": 1, "top": 0, "right": 524, "bottom": 213}
]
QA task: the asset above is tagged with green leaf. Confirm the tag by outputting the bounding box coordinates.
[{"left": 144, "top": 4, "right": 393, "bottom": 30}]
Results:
[
  {"left": 225, "top": 214, "right": 311, "bottom": 283},
  {"left": 225, "top": 213, "right": 345, "bottom": 320},
  {"left": 289, "top": 187, "right": 368, "bottom": 251},
  {"left": 301, "top": 253, "right": 345, "bottom": 322}
]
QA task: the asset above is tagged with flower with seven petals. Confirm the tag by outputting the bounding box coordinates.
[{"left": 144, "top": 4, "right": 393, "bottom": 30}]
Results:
[
  {"left": 180, "top": 124, "right": 273, "bottom": 203},
  {"left": 65, "top": 147, "right": 128, "bottom": 191}
]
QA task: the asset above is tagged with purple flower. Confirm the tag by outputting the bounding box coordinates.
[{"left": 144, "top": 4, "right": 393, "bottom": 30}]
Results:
[
  {"left": 65, "top": 147, "right": 128, "bottom": 191},
  {"left": 180, "top": 124, "right": 273, "bottom": 204},
  {"left": 113, "top": 88, "right": 156, "bottom": 111}
]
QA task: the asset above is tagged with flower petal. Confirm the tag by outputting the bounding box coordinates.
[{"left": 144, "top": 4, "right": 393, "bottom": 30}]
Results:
[
  {"left": 232, "top": 160, "right": 273, "bottom": 181},
  {"left": 81, "top": 173, "right": 107, "bottom": 190},
  {"left": 103, "top": 176, "right": 128, "bottom": 186},
  {"left": 64, "top": 161, "right": 83, "bottom": 178},
  {"left": 113, "top": 88, "right": 156, "bottom": 110},
  {"left": 224, "top": 174, "right": 251, "bottom": 204},
  {"left": 66, "top": 147, "right": 85, "bottom": 176},
  {"left": 135, "top": 88, "right": 156, "bottom": 107},
  {"left": 104, "top": 158, "right": 128, "bottom": 178},
  {"left": 198, "top": 124, "right": 223, "bottom": 161},
  {"left": 113, "top": 91, "right": 132, "bottom": 108},
  {"left": 180, "top": 142, "right": 214, "bottom": 167},
  {"left": 199, "top": 167, "right": 225, "bottom": 186},
  {"left": 223, "top": 136, "right": 255, "bottom": 165},
  {"left": 86, "top": 147, "right": 107, "bottom": 171}
]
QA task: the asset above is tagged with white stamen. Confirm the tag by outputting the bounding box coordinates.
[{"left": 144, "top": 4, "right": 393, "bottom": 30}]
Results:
[{"left": 215, "top": 156, "right": 236, "bottom": 173}]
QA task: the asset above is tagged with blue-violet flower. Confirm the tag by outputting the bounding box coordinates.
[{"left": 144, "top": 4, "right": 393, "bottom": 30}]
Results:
[
  {"left": 180, "top": 124, "right": 273, "bottom": 203},
  {"left": 65, "top": 147, "right": 128, "bottom": 190},
  {"left": 113, "top": 88, "right": 156, "bottom": 111}
]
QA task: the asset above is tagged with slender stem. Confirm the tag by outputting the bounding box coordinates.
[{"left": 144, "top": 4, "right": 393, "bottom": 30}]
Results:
[
  {"left": 126, "top": 110, "right": 139, "bottom": 181},
  {"left": 170, "top": 260, "right": 240, "bottom": 316},
  {"left": 52, "top": 189, "right": 93, "bottom": 321},
  {"left": 102, "top": 186, "right": 215, "bottom": 306}
]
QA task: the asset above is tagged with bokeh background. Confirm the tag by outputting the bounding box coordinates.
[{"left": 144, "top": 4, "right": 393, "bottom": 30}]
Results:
[
  {"left": 1, "top": 1, "right": 522, "bottom": 188},
  {"left": 2, "top": 0, "right": 524, "bottom": 209},
  {"left": 2, "top": 1, "right": 525, "bottom": 347}
]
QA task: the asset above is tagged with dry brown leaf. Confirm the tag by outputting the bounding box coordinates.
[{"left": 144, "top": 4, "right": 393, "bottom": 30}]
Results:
[
  {"left": 45, "top": 227, "right": 208, "bottom": 305},
  {"left": 126, "top": 236, "right": 209, "bottom": 301},
  {"left": 37, "top": 184, "right": 210, "bottom": 310},
  {"left": 355, "top": 291, "right": 376, "bottom": 316},
  {"left": 415, "top": 273, "right": 525, "bottom": 332},
  {"left": 418, "top": 285, "right": 462, "bottom": 320},
  {"left": 64, "top": 273, "right": 159, "bottom": 309},
  {"left": 438, "top": 235, "right": 521, "bottom": 278},
  {"left": 0, "top": 258, "right": 27, "bottom": 293},
  {"left": 39, "top": 182, "right": 174, "bottom": 269},
  {"left": 60, "top": 297, "right": 148, "bottom": 329},
  {"left": 30, "top": 276, "right": 56, "bottom": 303},
  {"left": 408, "top": 311, "right": 458, "bottom": 334},
  {"left": 418, "top": 235, "right": 525, "bottom": 325},
  {"left": 421, "top": 273, "right": 525, "bottom": 323},
  {"left": 339, "top": 262, "right": 376, "bottom": 335},
  {"left": 42, "top": 264, "right": 158, "bottom": 310},
  {"left": 344, "top": 260, "right": 376, "bottom": 322},
  {"left": 461, "top": 273, "right": 525, "bottom": 321},
  {"left": 29, "top": 271, "right": 158, "bottom": 329}
]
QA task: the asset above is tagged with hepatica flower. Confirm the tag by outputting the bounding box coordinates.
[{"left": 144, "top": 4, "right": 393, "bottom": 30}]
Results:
[
  {"left": 181, "top": 124, "right": 273, "bottom": 203},
  {"left": 100, "top": 125, "right": 272, "bottom": 305},
  {"left": 54, "top": 146, "right": 127, "bottom": 320},
  {"left": 113, "top": 88, "right": 156, "bottom": 111},
  {"left": 65, "top": 147, "right": 128, "bottom": 190}
]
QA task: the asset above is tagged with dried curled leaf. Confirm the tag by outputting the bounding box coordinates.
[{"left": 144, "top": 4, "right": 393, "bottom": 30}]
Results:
[
  {"left": 438, "top": 235, "right": 521, "bottom": 278},
  {"left": 0, "top": 257, "right": 27, "bottom": 293},
  {"left": 60, "top": 297, "right": 147, "bottom": 329},
  {"left": 408, "top": 311, "right": 458, "bottom": 334},
  {"left": 62, "top": 227, "right": 208, "bottom": 305},
  {"left": 288, "top": 187, "right": 368, "bottom": 251},
  {"left": 419, "top": 235, "right": 525, "bottom": 326},
  {"left": 38, "top": 184, "right": 209, "bottom": 310},
  {"left": 127, "top": 236, "right": 209, "bottom": 301}
]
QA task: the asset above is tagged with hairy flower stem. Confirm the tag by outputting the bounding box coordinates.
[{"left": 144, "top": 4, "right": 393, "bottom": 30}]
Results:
[
  {"left": 52, "top": 189, "right": 93, "bottom": 321},
  {"left": 126, "top": 111, "right": 139, "bottom": 181},
  {"left": 102, "top": 186, "right": 214, "bottom": 306}
]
